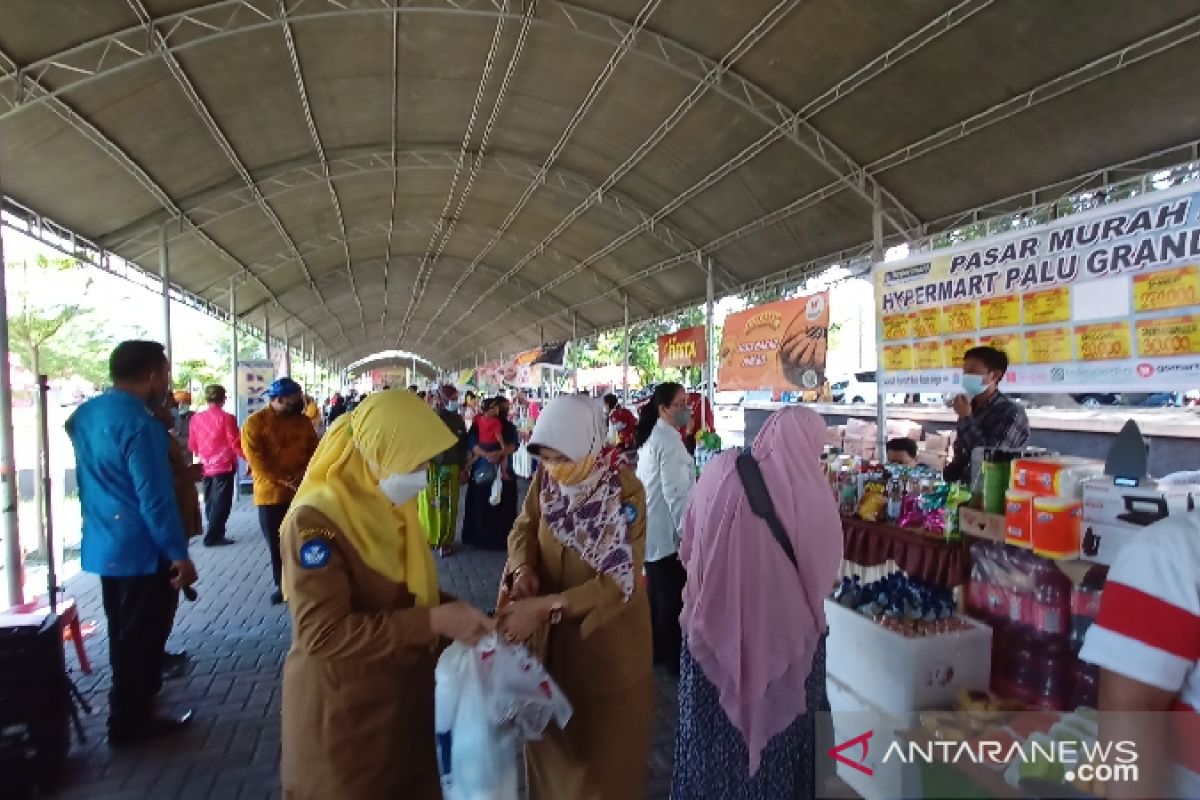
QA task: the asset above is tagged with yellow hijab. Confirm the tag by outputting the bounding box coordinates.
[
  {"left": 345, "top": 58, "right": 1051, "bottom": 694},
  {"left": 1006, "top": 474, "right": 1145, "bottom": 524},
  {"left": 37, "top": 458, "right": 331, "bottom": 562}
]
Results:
[{"left": 285, "top": 391, "right": 455, "bottom": 606}]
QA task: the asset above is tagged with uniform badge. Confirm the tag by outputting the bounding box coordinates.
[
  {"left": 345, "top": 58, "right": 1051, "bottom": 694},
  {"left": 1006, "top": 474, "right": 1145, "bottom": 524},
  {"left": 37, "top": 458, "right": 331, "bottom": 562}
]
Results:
[
  {"left": 299, "top": 538, "right": 332, "bottom": 569},
  {"left": 621, "top": 503, "right": 638, "bottom": 524}
]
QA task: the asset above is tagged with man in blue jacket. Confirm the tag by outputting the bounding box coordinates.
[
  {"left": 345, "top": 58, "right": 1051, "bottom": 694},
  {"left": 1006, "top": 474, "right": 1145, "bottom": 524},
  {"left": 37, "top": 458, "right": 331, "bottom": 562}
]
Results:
[{"left": 66, "top": 340, "right": 198, "bottom": 746}]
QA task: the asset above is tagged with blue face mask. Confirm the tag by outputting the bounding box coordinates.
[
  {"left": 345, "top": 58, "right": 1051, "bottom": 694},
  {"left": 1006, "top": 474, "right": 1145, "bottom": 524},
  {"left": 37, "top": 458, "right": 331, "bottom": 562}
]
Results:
[
  {"left": 961, "top": 373, "right": 988, "bottom": 398},
  {"left": 446, "top": 402, "right": 459, "bottom": 413}
]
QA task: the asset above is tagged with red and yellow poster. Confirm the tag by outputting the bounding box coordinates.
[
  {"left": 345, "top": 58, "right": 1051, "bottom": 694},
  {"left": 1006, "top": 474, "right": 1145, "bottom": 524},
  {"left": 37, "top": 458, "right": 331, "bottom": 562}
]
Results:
[
  {"left": 718, "top": 292, "right": 831, "bottom": 391},
  {"left": 657, "top": 326, "right": 708, "bottom": 369},
  {"left": 943, "top": 302, "right": 979, "bottom": 334},
  {"left": 913, "top": 340, "right": 944, "bottom": 370},
  {"left": 1024, "top": 327, "right": 1071, "bottom": 364},
  {"left": 1136, "top": 315, "right": 1200, "bottom": 357},
  {"left": 1133, "top": 266, "right": 1200, "bottom": 312},
  {"left": 1075, "top": 322, "right": 1132, "bottom": 362}
]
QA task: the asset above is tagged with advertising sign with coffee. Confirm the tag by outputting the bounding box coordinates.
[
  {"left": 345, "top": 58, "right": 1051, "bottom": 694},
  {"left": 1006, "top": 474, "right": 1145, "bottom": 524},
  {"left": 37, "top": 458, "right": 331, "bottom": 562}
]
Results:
[{"left": 717, "top": 291, "right": 831, "bottom": 391}]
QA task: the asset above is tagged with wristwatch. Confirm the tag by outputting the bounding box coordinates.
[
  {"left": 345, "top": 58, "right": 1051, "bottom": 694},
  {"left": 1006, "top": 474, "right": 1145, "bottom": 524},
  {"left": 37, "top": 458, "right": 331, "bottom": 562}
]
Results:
[{"left": 547, "top": 597, "right": 566, "bottom": 625}]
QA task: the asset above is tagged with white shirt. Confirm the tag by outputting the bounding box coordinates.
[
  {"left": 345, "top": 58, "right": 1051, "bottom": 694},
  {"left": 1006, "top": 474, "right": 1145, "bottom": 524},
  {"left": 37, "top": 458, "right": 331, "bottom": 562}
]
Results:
[
  {"left": 1080, "top": 511, "right": 1200, "bottom": 795},
  {"left": 636, "top": 418, "right": 696, "bottom": 563}
]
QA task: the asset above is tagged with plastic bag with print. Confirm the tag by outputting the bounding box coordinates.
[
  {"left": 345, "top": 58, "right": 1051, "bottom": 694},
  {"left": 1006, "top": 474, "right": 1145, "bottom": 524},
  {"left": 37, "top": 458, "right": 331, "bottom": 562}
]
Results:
[{"left": 434, "top": 634, "right": 572, "bottom": 800}]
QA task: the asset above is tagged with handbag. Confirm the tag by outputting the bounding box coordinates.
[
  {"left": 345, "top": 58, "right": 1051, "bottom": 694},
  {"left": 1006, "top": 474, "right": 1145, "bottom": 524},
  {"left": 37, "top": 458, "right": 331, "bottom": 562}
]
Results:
[
  {"left": 472, "top": 457, "right": 498, "bottom": 485},
  {"left": 734, "top": 452, "right": 799, "bottom": 571}
]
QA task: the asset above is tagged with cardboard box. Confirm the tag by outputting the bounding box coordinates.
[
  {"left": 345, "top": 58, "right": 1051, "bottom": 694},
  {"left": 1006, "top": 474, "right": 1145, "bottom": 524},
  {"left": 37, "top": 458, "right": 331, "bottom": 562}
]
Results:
[
  {"left": 844, "top": 418, "right": 878, "bottom": 439},
  {"left": 826, "top": 676, "right": 922, "bottom": 800},
  {"left": 924, "top": 433, "right": 951, "bottom": 454},
  {"left": 1079, "top": 520, "right": 1142, "bottom": 565},
  {"left": 825, "top": 425, "right": 845, "bottom": 450},
  {"left": 959, "top": 507, "right": 1005, "bottom": 542},
  {"left": 916, "top": 449, "right": 946, "bottom": 471},
  {"left": 1082, "top": 476, "right": 1199, "bottom": 526},
  {"left": 843, "top": 434, "right": 878, "bottom": 460},
  {"left": 825, "top": 600, "right": 992, "bottom": 719},
  {"left": 886, "top": 418, "right": 923, "bottom": 443}
]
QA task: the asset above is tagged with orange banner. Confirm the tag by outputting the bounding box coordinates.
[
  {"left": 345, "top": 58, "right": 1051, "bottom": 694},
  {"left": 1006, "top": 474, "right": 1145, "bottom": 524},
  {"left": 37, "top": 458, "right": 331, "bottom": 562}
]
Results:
[
  {"left": 717, "top": 292, "right": 831, "bottom": 391},
  {"left": 657, "top": 326, "right": 708, "bottom": 369}
]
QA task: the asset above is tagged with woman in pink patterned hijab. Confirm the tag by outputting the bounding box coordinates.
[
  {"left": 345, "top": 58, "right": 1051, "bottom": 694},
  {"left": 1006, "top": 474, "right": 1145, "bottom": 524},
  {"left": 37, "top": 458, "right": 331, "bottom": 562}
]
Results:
[{"left": 672, "top": 405, "right": 842, "bottom": 800}]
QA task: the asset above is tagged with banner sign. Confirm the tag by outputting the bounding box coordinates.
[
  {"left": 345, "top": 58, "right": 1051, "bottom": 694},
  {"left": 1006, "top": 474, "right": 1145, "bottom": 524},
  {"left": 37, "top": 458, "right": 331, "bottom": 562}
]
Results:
[
  {"left": 874, "top": 186, "right": 1200, "bottom": 392},
  {"left": 512, "top": 342, "right": 567, "bottom": 367},
  {"left": 236, "top": 359, "right": 276, "bottom": 425},
  {"left": 717, "top": 291, "right": 831, "bottom": 391},
  {"left": 657, "top": 326, "right": 708, "bottom": 369}
]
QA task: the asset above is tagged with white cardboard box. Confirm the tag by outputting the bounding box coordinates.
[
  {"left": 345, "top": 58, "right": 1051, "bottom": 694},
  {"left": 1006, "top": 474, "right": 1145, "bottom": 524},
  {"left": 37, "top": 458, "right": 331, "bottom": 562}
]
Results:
[
  {"left": 825, "top": 600, "right": 992, "bottom": 720},
  {"left": 1082, "top": 476, "right": 1198, "bottom": 527},
  {"left": 826, "top": 675, "right": 921, "bottom": 800}
]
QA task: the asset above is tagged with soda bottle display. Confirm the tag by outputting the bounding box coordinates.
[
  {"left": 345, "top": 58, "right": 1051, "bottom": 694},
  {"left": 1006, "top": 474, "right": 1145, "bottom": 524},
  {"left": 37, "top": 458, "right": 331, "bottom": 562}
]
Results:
[{"left": 1032, "top": 559, "right": 1071, "bottom": 641}]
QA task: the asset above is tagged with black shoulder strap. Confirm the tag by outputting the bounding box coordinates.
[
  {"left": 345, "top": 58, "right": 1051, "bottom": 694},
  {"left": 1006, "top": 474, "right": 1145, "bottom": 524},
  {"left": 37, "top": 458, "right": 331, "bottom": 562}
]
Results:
[{"left": 735, "top": 453, "right": 800, "bottom": 572}]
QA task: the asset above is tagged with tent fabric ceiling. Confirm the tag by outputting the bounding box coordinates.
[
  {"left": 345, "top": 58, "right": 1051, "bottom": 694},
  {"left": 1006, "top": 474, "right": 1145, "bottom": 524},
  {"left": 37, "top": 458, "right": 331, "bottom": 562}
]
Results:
[{"left": 2, "top": 0, "right": 1200, "bottom": 368}]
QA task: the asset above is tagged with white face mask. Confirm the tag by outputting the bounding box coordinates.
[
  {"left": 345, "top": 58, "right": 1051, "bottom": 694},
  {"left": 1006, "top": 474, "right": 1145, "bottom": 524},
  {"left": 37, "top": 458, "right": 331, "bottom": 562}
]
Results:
[{"left": 378, "top": 470, "right": 428, "bottom": 507}]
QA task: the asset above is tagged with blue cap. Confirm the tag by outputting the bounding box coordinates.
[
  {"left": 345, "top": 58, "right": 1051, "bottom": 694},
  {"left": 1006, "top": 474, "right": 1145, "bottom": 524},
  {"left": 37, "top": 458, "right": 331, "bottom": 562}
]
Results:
[{"left": 265, "top": 377, "right": 303, "bottom": 399}]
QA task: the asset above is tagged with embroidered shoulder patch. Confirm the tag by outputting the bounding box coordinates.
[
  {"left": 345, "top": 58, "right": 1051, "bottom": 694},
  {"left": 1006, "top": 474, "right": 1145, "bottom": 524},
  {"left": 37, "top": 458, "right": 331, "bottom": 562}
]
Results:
[
  {"left": 299, "top": 538, "right": 332, "bottom": 569},
  {"left": 621, "top": 502, "right": 638, "bottom": 524}
]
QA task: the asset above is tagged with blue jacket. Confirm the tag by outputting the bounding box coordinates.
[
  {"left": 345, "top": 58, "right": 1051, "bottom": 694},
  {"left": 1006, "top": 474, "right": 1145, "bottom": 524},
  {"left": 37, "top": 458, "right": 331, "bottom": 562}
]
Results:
[{"left": 66, "top": 390, "right": 189, "bottom": 576}]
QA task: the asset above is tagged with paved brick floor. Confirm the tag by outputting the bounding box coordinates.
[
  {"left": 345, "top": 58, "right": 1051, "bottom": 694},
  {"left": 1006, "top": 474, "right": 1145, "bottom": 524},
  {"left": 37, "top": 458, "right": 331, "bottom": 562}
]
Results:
[{"left": 44, "top": 502, "right": 681, "bottom": 800}]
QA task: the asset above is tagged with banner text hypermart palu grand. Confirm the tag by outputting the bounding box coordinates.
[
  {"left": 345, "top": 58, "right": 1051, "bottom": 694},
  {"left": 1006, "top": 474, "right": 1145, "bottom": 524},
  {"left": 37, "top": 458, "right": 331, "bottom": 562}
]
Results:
[{"left": 881, "top": 197, "right": 1200, "bottom": 313}]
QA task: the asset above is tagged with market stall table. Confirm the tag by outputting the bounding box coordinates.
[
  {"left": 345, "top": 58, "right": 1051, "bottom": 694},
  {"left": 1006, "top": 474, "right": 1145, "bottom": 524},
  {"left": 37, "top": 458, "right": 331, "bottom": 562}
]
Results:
[{"left": 841, "top": 516, "right": 968, "bottom": 589}]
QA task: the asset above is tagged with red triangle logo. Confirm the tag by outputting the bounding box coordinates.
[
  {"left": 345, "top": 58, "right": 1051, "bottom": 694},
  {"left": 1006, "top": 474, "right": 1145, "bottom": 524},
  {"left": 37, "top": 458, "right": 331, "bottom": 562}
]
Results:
[{"left": 828, "top": 730, "right": 874, "bottom": 777}]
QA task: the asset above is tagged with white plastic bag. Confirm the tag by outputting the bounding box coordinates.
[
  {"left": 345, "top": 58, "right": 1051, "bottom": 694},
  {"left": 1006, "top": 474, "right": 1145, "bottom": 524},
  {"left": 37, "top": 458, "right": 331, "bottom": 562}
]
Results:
[
  {"left": 489, "top": 470, "right": 504, "bottom": 506},
  {"left": 512, "top": 444, "right": 533, "bottom": 480},
  {"left": 435, "top": 635, "right": 572, "bottom": 800}
]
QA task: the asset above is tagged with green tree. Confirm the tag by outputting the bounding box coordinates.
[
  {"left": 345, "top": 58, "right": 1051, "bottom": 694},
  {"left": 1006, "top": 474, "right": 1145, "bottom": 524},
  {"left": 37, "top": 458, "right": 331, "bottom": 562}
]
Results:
[
  {"left": 5, "top": 255, "right": 113, "bottom": 559},
  {"left": 174, "top": 358, "right": 222, "bottom": 391}
]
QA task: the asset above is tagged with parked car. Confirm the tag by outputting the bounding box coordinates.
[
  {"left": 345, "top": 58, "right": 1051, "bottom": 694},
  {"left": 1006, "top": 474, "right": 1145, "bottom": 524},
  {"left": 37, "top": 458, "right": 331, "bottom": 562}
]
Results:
[{"left": 1070, "top": 393, "right": 1121, "bottom": 408}]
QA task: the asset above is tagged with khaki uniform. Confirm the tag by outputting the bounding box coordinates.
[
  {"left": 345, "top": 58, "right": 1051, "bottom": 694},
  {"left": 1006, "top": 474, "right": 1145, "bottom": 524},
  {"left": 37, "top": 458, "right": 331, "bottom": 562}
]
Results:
[
  {"left": 280, "top": 506, "right": 443, "bottom": 800},
  {"left": 508, "top": 468, "right": 654, "bottom": 800}
]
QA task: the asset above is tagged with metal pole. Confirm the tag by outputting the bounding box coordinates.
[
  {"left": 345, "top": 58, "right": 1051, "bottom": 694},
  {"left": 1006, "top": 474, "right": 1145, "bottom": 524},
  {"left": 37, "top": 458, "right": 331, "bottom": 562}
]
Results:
[
  {"left": 35, "top": 375, "right": 56, "bottom": 610},
  {"left": 706, "top": 260, "right": 716, "bottom": 413},
  {"left": 263, "top": 305, "right": 271, "bottom": 363},
  {"left": 0, "top": 176, "right": 23, "bottom": 606},
  {"left": 159, "top": 223, "right": 172, "bottom": 365},
  {"left": 230, "top": 278, "right": 240, "bottom": 423},
  {"left": 622, "top": 294, "right": 630, "bottom": 400},
  {"left": 283, "top": 319, "right": 292, "bottom": 376},
  {"left": 872, "top": 185, "right": 887, "bottom": 458},
  {"left": 310, "top": 343, "right": 316, "bottom": 394}
]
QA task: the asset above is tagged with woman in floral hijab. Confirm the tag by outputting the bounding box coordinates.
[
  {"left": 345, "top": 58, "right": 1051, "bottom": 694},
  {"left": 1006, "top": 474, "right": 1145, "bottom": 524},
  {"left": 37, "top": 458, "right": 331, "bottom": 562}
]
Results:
[{"left": 497, "top": 395, "right": 653, "bottom": 800}]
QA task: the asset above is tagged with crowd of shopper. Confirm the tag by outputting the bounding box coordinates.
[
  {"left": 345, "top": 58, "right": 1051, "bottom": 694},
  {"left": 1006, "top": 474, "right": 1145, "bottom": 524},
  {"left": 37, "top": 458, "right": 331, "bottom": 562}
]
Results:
[{"left": 69, "top": 356, "right": 852, "bottom": 798}]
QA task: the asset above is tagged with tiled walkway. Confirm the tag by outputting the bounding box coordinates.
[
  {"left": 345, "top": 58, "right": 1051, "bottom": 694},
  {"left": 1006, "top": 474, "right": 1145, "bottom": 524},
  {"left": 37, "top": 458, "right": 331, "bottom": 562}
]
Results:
[{"left": 44, "top": 503, "right": 680, "bottom": 800}]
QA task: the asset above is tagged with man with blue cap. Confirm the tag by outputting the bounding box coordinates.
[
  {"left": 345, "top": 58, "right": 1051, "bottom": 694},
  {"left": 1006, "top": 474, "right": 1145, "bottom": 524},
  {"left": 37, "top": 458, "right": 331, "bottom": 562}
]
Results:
[{"left": 242, "top": 377, "right": 320, "bottom": 604}]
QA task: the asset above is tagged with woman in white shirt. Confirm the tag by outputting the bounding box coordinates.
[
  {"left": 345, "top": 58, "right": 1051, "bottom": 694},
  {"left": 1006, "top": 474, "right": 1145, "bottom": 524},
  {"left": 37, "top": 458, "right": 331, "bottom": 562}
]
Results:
[{"left": 634, "top": 382, "right": 696, "bottom": 676}]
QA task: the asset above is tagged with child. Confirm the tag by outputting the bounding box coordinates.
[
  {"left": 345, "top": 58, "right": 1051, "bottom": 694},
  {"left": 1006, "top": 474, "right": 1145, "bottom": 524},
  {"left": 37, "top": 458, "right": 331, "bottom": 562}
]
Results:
[{"left": 469, "top": 399, "right": 512, "bottom": 481}]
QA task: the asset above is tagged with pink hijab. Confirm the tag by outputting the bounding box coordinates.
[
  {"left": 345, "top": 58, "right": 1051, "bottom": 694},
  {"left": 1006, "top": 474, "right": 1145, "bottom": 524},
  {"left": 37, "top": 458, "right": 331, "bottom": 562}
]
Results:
[{"left": 679, "top": 406, "right": 842, "bottom": 774}]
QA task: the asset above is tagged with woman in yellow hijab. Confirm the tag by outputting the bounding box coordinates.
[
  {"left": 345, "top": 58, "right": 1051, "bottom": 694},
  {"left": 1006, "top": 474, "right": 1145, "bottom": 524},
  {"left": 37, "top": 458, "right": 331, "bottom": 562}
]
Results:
[{"left": 279, "top": 391, "right": 492, "bottom": 800}]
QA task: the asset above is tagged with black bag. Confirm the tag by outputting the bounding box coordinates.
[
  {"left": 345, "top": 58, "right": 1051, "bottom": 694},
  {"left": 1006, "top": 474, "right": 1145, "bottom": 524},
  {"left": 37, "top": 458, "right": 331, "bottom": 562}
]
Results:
[
  {"left": 735, "top": 452, "right": 799, "bottom": 570},
  {"left": 0, "top": 614, "right": 90, "bottom": 797}
]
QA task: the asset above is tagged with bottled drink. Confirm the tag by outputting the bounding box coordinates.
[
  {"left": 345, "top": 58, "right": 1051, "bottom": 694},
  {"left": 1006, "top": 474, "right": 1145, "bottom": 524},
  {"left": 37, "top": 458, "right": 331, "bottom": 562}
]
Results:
[
  {"left": 1032, "top": 558, "right": 1071, "bottom": 642},
  {"left": 887, "top": 478, "right": 903, "bottom": 522}
]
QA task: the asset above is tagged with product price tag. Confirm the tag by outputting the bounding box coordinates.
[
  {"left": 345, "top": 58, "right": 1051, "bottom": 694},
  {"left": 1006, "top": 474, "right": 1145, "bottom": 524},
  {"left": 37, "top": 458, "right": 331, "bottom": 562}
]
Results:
[
  {"left": 1136, "top": 315, "right": 1200, "bottom": 357},
  {"left": 944, "top": 337, "right": 977, "bottom": 367},
  {"left": 1022, "top": 287, "right": 1071, "bottom": 326},
  {"left": 882, "top": 314, "right": 912, "bottom": 341},
  {"left": 882, "top": 345, "right": 913, "bottom": 371},
  {"left": 913, "top": 339, "right": 944, "bottom": 370},
  {"left": 1074, "top": 322, "right": 1132, "bottom": 362},
  {"left": 942, "top": 302, "right": 979, "bottom": 334},
  {"left": 979, "top": 333, "right": 1022, "bottom": 364},
  {"left": 980, "top": 295, "right": 1020, "bottom": 330},
  {"left": 1024, "top": 327, "right": 1071, "bottom": 364},
  {"left": 1133, "top": 266, "right": 1200, "bottom": 312},
  {"left": 912, "top": 307, "right": 942, "bottom": 339}
]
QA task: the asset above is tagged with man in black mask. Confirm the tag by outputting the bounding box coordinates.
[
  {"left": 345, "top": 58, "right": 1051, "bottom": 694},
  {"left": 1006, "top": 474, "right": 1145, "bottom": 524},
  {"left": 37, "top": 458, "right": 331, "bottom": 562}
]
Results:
[{"left": 241, "top": 378, "right": 319, "bottom": 604}]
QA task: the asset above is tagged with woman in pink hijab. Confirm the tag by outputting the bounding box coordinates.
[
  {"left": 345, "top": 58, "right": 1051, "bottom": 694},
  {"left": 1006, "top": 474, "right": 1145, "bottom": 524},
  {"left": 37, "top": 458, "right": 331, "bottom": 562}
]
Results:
[{"left": 671, "top": 406, "right": 842, "bottom": 800}]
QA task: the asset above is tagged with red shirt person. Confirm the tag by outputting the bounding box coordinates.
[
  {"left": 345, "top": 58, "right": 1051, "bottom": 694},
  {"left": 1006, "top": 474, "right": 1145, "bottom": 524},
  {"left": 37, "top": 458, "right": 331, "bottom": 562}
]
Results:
[
  {"left": 187, "top": 384, "right": 245, "bottom": 547},
  {"left": 604, "top": 393, "right": 638, "bottom": 450}
]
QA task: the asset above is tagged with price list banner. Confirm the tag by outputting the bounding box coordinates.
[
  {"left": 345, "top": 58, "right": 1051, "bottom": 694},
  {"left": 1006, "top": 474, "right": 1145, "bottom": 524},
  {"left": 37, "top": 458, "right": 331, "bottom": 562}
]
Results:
[{"left": 873, "top": 185, "right": 1200, "bottom": 392}]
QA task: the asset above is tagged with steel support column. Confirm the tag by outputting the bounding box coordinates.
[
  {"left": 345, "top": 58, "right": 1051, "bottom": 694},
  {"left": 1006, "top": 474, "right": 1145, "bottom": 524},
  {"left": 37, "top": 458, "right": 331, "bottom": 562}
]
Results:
[
  {"left": 263, "top": 305, "right": 271, "bottom": 362},
  {"left": 160, "top": 223, "right": 172, "bottom": 364},
  {"left": 622, "top": 294, "right": 630, "bottom": 400},
  {"left": 872, "top": 185, "right": 887, "bottom": 458},
  {"left": 230, "top": 278, "right": 239, "bottom": 419},
  {"left": 283, "top": 319, "right": 292, "bottom": 376},
  {"left": 705, "top": 260, "right": 715, "bottom": 413},
  {"left": 0, "top": 174, "right": 23, "bottom": 606}
]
